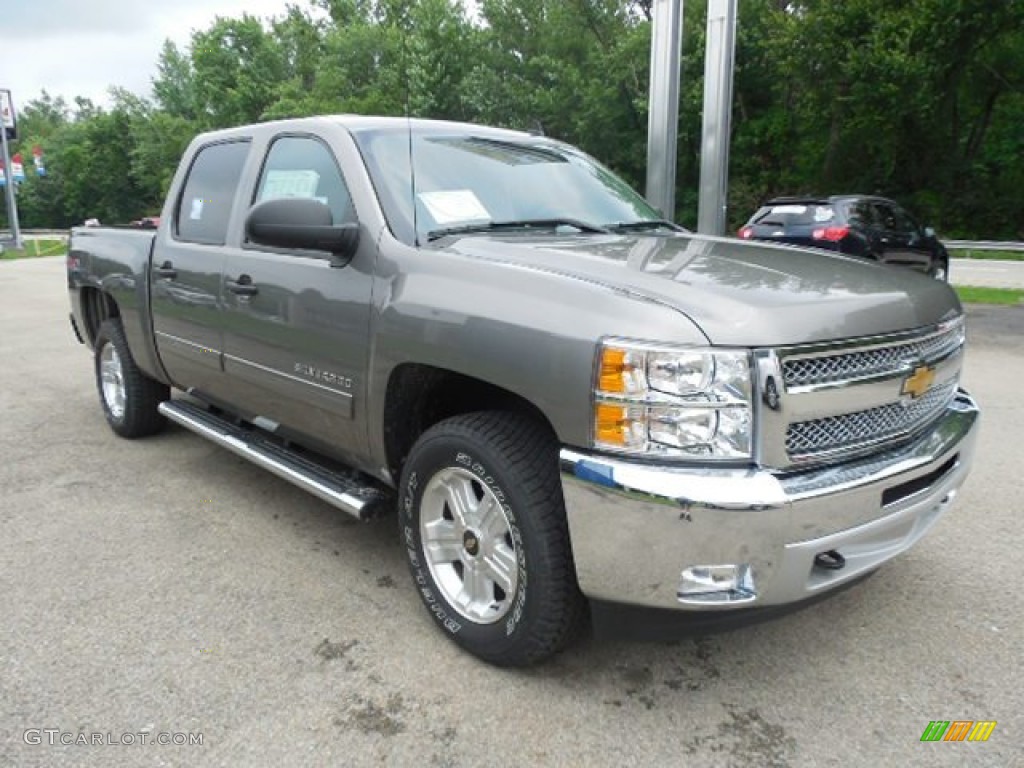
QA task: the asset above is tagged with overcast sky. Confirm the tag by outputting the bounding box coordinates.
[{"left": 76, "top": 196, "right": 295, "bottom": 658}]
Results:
[{"left": 0, "top": 0, "right": 313, "bottom": 113}]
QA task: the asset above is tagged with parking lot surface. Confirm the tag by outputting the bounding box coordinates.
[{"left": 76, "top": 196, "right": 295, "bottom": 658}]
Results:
[{"left": 1, "top": 256, "right": 1020, "bottom": 767}]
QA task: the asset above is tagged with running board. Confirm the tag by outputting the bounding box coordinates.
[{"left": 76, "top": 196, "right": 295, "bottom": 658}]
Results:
[{"left": 158, "top": 399, "right": 393, "bottom": 520}]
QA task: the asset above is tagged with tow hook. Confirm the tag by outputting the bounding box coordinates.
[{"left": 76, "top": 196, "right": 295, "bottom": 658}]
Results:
[{"left": 814, "top": 549, "right": 846, "bottom": 571}]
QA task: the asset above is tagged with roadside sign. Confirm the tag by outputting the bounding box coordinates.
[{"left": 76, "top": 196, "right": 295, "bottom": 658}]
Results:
[
  {"left": 33, "top": 145, "right": 46, "bottom": 176},
  {"left": 0, "top": 90, "right": 16, "bottom": 141}
]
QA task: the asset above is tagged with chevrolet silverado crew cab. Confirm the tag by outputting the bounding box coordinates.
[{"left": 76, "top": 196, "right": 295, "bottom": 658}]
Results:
[{"left": 68, "top": 116, "right": 979, "bottom": 666}]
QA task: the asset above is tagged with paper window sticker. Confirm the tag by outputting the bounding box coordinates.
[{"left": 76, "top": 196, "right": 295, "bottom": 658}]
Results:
[
  {"left": 261, "top": 169, "right": 321, "bottom": 200},
  {"left": 418, "top": 190, "right": 491, "bottom": 225},
  {"left": 771, "top": 204, "right": 807, "bottom": 214},
  {"left": 814, "top": 206, "right": 834, "bottom": 222},
  {"left": 189, "top": 198, "right": 204, "bottom": 220}
]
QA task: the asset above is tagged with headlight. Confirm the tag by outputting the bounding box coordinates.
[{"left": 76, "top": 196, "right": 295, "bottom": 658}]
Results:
[{"left": 593, "top": 340, "right": 753, "bottom": 459}]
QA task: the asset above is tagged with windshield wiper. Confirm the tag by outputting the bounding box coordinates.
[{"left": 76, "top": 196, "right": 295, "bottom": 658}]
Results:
[
  {"left": 606, "top": 219, "right": 686, "bottom": 233},
  {"left": 426, "top": 218, "right": 609, "bottom": 242}
]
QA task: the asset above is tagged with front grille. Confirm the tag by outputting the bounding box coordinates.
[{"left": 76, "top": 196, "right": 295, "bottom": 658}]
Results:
[
  {"left": 786, "top": 380, "right": 957, "bottom": 460},
  {"left": 782, "top": 321, "right": 964, "bottom": 388}
]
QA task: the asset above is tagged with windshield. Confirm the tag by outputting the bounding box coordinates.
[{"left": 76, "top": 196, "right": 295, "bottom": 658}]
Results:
[{"left": 352, "top": 128, "right": 661, "bottom": 245}]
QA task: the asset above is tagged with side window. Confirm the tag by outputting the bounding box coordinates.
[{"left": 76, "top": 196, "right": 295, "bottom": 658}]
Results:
[
  {"left": 254, "top": 136, "right": 354, "bottom": 226},
  {"left": 872, "top": 203, "right": 898, "bottom": 231},
  {"left": 175, "top": 141, "right": 250, "bottom": 245},
  {"left": 848, "top": 202, "right": 875, "bottom": 227},
  {"left": 892, "top": 206, "right": 919, "bottom": 235}
]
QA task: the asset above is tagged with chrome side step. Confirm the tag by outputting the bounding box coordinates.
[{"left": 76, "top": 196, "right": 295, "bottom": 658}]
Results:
[{"left": 158, "top": 399, "right": 392, "bottom": 520}]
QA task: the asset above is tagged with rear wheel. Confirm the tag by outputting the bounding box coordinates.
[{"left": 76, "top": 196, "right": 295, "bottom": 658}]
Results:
[
  {"left": 399, "top": 411, "right": 585, "bottom": 666},
  {"left": 94, "top": 319, "right": 169, "bottom": 438},
  {"left": 931, "top": 259, "right": 949, "bottom": 281}
]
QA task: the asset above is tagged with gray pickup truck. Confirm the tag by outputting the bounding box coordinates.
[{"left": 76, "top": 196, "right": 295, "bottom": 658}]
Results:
[{"left": 68, "top": 116, "right": 979, "bottom": 666}]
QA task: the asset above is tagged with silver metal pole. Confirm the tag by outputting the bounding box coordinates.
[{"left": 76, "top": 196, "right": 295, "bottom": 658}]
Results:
[
  {"left": 696, "top": 0, "right": 738, "bottom": 235},
  {"left": 645, "top": 0, "right": 684, "bottom": 219},
  {"left": 0, "top": 116, "right": 21, "bottom": 249}
]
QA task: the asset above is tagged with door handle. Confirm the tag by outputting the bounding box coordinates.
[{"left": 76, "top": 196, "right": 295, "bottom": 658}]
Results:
[
  {"left": 226, "top": 275, "right": 259, "bottom": 296},
  {"left": 154, "top": 261, "right": 177, "bottom": 279}
]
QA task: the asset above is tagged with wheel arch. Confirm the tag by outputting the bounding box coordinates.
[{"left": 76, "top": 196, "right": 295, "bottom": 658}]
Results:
[
  {"left": 382, "top": 363, "right": 558, "bottom": 484},
  {"left": 79, "top": 287, "right": 120, "bottom": 347}
]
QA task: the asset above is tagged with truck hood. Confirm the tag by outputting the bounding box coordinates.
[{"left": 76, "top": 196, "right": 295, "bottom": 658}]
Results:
[{"left": 444, "top": 232, "right": 962, "bottom": 346}]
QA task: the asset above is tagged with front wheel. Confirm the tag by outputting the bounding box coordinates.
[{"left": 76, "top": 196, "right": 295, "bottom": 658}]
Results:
[
  {"left": 94, "top": 319, "right": 169, "bottom": 438},
  {"left": 399, "top": 412, "right": 585, "bottom": 666}
]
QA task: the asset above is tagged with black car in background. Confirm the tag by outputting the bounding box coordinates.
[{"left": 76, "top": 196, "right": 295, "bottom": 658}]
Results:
[{"left": 738, "top": 195, "right": 950, "bottom": 280}]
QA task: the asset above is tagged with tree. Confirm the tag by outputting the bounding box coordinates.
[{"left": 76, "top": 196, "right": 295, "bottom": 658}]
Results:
[
  {"left": 189, "top": 15, "right": 287, "bottom": 129},
  {"left": 153, "top": 40, "right": 198, "bottom": 121},
  {"left": 7, "top": 0, "right": 1022, "bottom": 236}
]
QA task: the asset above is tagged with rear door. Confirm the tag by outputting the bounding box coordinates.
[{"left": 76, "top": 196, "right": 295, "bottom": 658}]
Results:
[
  {"left": 891, "top": 204, "right": 934, "bottom": 273},
  {"left": 150, "top": 140, "right": 251, "bottom": 398},
  {"left": 844, "top": 200, "right": 882, "bottom": 258},
  {"left": 219, "top": 133, "right": 375, "bottom": 464},
  {"left": 871, "top": 201, "right": 930, "bottom": 272}
]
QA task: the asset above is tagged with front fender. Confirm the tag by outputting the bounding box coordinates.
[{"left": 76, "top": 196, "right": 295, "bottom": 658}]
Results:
[{"left": 365, "top": 242, "right": 709, "bottom": 468}]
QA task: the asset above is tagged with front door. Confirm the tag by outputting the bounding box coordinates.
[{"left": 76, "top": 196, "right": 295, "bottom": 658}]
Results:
[
  {"left": 150, "top": 139, "right": 251, "bottom": 398},
  {"left": 219, "top": 134, "right": 374, "bottom": 464}
]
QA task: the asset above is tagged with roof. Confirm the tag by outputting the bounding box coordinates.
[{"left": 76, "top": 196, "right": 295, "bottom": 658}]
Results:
[
  {"left": 764, "top": 194, "right": 896, "bottom": 206},
  {"left": 193, "top": 115, "right": 535, "bottom": 144}
]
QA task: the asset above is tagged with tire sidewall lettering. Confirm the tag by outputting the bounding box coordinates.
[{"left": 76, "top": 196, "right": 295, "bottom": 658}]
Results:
[{"left": 401, "top": 444, "right": 529, "bottom": 640}]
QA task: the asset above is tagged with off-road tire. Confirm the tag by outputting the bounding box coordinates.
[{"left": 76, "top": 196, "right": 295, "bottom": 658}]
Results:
[
  {"left": 94, "top": 319, "right": 169, "bottom": 438},
  {"left": 399, "top": 411, "right": 585, "bottom": 666}
]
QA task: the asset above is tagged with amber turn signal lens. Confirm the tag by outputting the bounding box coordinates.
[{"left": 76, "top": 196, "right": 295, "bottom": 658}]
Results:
[
  {"left": 595, "top": 402, "right": 628, "bottom": 445},
  {"left": 599, "top": 347, "right": 632, "bottom": 393}
]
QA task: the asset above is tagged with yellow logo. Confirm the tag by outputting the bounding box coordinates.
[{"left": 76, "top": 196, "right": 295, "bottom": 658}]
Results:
[{"left": 901, "top": 365, "right": 936, "bottom": 399}]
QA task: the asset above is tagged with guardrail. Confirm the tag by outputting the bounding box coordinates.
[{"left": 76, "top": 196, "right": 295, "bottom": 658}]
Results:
[
  {"left": 1, "top": 229, "right": 70, "bottom": 241},
  {"left": 945, "top": 240, "right": 1024, "bottom": 253}
]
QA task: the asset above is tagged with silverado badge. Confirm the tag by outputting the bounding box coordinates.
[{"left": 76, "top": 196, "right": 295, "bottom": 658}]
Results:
[{"left": 901, "top": 364, "right": 936, "bottom": 400}]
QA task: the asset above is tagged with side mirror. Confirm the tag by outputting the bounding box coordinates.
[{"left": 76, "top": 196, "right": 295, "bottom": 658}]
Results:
[
  {"left": 923, "top": 226, "right": 936, "bottom": 238},
  {"left": 245, "top": 197, "right": 359, "bottom": 264}
]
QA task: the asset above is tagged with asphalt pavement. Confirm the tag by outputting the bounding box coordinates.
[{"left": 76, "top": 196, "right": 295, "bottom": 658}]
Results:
[
  {"left": 1, "top": 256, "right": 1021, "bottom": 767},
  {"left": 951, "top": 258, "right": 1024, "bottom": 290}
]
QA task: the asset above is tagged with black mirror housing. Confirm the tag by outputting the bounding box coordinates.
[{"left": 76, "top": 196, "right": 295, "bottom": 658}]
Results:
[{"left": 245, "top": 197, "right": 359, "bottom": 262}]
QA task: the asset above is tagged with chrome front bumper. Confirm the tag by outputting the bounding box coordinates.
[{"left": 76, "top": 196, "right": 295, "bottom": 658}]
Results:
[{"left": 560, "top": 389, "right": 980, "bottom": 611}]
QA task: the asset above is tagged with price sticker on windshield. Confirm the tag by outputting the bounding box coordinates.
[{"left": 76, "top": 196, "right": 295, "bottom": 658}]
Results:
[{"left": 419, "top": 190, "right": 491, "bottom": 225}]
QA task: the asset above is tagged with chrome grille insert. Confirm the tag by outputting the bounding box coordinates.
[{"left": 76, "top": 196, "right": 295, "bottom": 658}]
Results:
[
  {"left": 782, "top": 320, "right": 964, "bottom": 388},
  {"left": 786, "top": 380, "right": 958, "bottom": 460}
]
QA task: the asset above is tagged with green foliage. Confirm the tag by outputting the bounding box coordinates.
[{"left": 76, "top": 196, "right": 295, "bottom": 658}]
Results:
[
  {"left": 3, "top": 0, "right": 1022, "bottom": 238},
  {"left": 955, "top": 286, "right": 1024, "bottom": 305},
  {"left": 0, "top": 239, "right": 66, "bottom": 260},
  {"left": 731, "top": 0, "right": 1024, "bottom": 236}
]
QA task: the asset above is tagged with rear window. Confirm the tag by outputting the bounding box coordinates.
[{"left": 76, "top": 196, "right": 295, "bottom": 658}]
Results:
[
  {"left": 175, "top": 140, "right": 250, "bottom": 245},
  {"left": 752, "top": 204, "right": 836, "bottom": 227}
]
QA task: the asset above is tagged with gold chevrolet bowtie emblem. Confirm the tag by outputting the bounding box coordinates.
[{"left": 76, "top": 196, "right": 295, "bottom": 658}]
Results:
[{"left": 901, "top": 365, "right": 936, "bottom": 399}]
